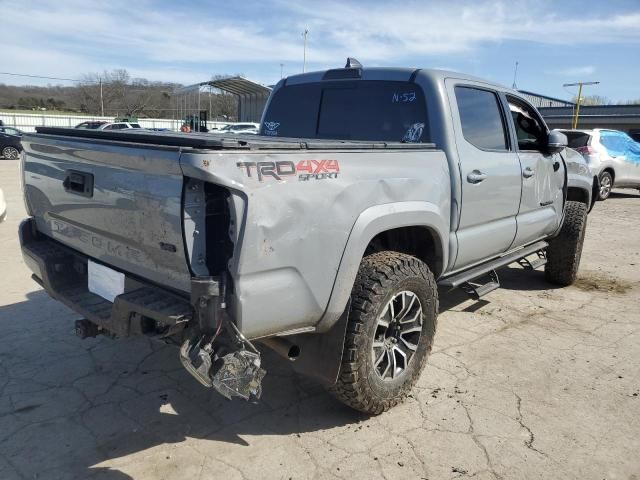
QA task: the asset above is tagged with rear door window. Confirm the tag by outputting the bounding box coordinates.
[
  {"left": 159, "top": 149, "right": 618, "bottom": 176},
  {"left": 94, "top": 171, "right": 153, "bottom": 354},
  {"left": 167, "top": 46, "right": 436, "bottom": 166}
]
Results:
[
  {"left": 564, "top": 132, "right": 591, "bottom": 148},
  {"left": 455, "top": 86, "right": 508, "bottom": 151},
  {"left": 600, "top": 131, "right": 627, "bottom": 156},
  {"left": 261, "top": 81, "right": 428, "bottom": 142}
]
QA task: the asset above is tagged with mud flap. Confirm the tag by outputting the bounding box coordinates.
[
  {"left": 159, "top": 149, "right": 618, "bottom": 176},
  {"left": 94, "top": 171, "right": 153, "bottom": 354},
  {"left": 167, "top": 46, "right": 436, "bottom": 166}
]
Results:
[{"left": 288, "top": 301, "right": 350, "bottom": 387}]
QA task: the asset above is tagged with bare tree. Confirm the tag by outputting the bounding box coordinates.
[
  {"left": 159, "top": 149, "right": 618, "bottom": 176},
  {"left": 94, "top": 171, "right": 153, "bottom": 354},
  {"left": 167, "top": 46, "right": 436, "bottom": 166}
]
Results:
[{"left": 573, "top": 94, "right": 610, "bottom": 106}]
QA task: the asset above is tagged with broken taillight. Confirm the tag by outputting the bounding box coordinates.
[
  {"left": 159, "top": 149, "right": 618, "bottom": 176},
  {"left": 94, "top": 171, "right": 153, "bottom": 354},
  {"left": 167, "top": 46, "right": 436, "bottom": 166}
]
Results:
[{"left": 575, "top": 145, "right": 595, "bottom": 155}]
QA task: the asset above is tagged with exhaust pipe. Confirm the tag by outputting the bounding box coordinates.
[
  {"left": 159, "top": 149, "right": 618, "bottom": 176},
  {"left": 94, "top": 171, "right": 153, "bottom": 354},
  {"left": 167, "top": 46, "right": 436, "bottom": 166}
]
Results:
[{"left": 259, "top": 337, "right": 300, "bottom": 362}]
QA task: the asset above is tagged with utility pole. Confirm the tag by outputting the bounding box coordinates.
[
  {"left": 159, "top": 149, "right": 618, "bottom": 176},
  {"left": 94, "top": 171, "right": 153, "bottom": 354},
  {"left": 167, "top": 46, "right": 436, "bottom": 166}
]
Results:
[
  {"left": 280, "top": 63, "right": 284, "bottom": 79},
  {"left": 99, "top": 78, "right": 104, "bottom": 117},
  {"left": 302, "top": 29, "right": 309, "bottom": 73},
  {"left": 512, "top": 61, "right": 519, "bottom": 90},
  {"left": 563, "top": 81, "right": 600, "bottom": 129}
]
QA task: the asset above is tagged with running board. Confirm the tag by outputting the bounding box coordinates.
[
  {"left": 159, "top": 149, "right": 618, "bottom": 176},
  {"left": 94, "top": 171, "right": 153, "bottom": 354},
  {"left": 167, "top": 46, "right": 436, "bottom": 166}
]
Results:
[
  {"left": 460, "top": 270, "right": 500, "bottom": 300},
  {"left": 439, "top": 240, "right": 549, "bottom": 290},
  {"left": 518, "top": 249, "right": 547, "bottom": 270}
]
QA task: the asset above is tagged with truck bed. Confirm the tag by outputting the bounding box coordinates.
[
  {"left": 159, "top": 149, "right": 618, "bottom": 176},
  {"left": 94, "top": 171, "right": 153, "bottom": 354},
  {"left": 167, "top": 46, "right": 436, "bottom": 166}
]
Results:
[{"left": 34, "top": 127, "right": 437, "bottom": 151}]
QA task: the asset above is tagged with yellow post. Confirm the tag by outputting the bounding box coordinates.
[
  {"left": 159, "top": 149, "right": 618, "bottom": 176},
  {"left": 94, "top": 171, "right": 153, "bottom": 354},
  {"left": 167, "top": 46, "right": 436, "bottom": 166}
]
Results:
[{"left": 572, "top": 83, "right": 583, "bottom": 129}]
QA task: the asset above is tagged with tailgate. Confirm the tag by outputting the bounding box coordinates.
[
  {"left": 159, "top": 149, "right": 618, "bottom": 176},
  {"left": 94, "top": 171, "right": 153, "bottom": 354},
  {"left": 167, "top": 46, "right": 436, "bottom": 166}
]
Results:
[{"left": 22, "top": 134, "right": 192, "bottom": 292}]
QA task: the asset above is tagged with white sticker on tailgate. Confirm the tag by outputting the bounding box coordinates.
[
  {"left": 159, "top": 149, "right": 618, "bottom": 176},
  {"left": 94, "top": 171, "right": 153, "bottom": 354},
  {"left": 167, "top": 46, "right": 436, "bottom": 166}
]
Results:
[{"left": 88, "top": 260, "right": 125, "bottom": 302}]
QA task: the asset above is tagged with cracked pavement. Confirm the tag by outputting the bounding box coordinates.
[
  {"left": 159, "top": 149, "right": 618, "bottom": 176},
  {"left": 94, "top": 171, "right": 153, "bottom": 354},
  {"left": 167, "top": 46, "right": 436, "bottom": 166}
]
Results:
[{"left": 1, "top": 162, "right": 639, "bottom": 479}]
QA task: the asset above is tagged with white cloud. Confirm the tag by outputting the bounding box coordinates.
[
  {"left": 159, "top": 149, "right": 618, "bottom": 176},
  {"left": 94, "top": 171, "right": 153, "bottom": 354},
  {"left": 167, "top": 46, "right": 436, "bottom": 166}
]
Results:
[
  {"left": 555, "top": 66, "right": 597, "bottom": 77},
  {"left": 1, "top": 0, "right": 639, "bottom": 86}
]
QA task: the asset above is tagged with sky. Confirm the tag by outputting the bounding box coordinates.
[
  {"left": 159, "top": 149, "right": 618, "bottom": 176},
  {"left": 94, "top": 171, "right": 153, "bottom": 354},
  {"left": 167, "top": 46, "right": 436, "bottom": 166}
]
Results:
[{"left": 2, "top": 0, "right": 640, "bottom": 102}]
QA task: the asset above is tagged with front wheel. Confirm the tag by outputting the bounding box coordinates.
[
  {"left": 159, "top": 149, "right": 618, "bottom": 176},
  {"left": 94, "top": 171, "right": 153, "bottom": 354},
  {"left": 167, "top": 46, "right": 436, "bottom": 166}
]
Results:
[
  {"left": 598, "top": 171, "right": 613, "bottom": 200},
  {"left": 545, "top": 201, "right": 588, "bottom": 286},
  {"left": 2, "top": 146, "right": 20, "bottom": 160},
  {"left": 330, "top": 252, "right": 438, "bottom": 414}
]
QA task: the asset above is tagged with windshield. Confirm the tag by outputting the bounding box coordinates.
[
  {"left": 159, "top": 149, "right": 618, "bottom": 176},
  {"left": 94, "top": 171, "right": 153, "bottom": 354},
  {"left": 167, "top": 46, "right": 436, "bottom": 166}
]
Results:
[
  {"left": 0, "top": 127, "right": 21, "bottom": 136},
  {"left": 261, "top": 80, "right": 429, "bottom": 142}
]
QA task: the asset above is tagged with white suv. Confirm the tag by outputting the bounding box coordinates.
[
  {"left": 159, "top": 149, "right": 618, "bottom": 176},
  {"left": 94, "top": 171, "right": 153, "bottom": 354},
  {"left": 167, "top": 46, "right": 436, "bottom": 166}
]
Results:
[
  {"left": 561, "top": 129, "right": 640, "bottom": 200},
  {"left": 98, "top": 122, "right": 143, "bottom": 130}
]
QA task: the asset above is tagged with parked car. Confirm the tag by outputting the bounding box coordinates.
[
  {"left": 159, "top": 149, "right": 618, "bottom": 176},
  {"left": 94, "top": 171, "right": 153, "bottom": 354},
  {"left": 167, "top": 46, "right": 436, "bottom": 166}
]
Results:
[
  {"left": 98, "top": 122, "right": 143, "bottom": 130},
  {"left": 0, "top": 126, "right": 23, "bottom": 136},
  {"left": 560, "top": 128, "right": 640, "bottom": 200},
  {"left": 1, "top": 132, "right": 22, "bottom": 159},
  {"left": 75, "top": 121, "right": 109, "bottom": 129},
  {"left": 211, "top": 123, "right": 259, "bottom": 134},
  {"left": 19, "top": 63, "right": 595, "bottom": 414}
]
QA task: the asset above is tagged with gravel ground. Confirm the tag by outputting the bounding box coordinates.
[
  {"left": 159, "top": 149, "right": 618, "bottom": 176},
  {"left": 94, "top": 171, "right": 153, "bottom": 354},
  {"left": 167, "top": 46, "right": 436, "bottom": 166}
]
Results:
[{"left": 1, "top": 160, "right": 639, "bottom": 480}]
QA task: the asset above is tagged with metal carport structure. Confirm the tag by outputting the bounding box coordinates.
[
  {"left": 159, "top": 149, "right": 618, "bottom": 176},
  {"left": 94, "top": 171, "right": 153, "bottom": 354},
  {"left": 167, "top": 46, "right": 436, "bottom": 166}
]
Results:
[{"left": 174, "top": 77, "right": 271, "bottom": 128}]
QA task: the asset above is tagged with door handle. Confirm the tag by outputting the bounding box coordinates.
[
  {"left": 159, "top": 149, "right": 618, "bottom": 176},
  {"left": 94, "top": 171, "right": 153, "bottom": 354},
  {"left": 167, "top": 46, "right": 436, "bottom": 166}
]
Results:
[
  {"left": 63, "top": 170, "right": 94, "bottom": 197},
  {"left": 522, "top": 167, "right": 535, "bottom": 178},
  {"left": 467, "top": 170, "right": 487, "bottom": 184}
]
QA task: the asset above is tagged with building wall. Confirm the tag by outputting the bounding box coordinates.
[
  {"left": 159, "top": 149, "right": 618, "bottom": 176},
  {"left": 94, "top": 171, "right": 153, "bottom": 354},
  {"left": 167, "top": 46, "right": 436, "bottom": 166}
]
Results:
[
  {"left": 238, "top": 94, "right": 269, "bottom": 123},
  {"left": 539, "top": 105, "right": 640, "bottom": 133},
  {"left": 0, "top": 111, "right": 233, "bottom": 132}
]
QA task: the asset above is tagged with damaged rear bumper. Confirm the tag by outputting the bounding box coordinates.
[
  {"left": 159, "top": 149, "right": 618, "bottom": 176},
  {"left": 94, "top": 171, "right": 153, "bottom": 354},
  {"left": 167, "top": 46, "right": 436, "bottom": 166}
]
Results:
[
  {"left": 19, "top": 218, "right": 193, "bottom": 337},
  {"left": 19, "top": 218, "right": 264, "bottom": 400}
]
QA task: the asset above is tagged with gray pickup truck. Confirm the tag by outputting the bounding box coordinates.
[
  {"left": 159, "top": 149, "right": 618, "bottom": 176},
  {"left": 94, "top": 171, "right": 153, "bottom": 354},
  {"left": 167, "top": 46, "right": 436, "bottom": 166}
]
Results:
[{"left": 19, "top": 61, "right": 596, "bottom": 414}]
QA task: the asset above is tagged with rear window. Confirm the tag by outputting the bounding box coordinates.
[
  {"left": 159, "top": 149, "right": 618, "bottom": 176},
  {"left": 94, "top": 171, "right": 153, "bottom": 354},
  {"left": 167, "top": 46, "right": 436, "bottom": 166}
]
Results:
[
  {"left": 131, "top": 124, "right": 141, "bottom": 128},
  {"left": 564, "top": 132, "right": 591, "bottom": 148},
  {"left": 261, "top": 81, "right": 429, "bottom": 143}
]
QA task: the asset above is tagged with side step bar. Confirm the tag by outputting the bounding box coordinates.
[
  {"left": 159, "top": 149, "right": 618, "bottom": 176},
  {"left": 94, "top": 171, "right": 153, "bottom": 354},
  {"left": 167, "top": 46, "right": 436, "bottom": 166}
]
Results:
[
  {"left": 460, "top": 270, "right": 500, "bottom": 300},
  {"left": 439, "top": 240, "right": 549, "bottom": 297}
]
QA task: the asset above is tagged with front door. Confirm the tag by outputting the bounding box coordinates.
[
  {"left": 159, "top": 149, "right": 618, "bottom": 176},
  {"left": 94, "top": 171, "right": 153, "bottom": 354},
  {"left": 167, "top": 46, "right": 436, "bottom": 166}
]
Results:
[
  {"left": 506, "top": 96, "right": 565, "bottom": 247},
  {"left": 448, "top": 83, "right": 523, "bottom": 270}
]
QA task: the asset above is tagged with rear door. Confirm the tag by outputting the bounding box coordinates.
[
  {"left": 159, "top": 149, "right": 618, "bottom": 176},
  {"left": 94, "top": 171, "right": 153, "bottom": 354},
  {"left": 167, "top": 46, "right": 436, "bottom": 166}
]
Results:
[
  {"left": 22, "top": 134, "right": 192, "bottom": 292},
  {"left": 600, "top": 130, "right": 640, "bottom": 186},
  {"left": 447, "top": 82, "right": 522, "bottom": 269},
  {"left": 505, "top": 95, "right": 565, "bottom": 247}
]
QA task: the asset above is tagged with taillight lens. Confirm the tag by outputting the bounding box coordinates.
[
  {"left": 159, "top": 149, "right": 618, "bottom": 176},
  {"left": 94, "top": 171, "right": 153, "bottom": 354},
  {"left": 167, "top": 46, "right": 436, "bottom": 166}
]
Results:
[{"left": 575, "top": 145, "right": 595, "bottom": 155}]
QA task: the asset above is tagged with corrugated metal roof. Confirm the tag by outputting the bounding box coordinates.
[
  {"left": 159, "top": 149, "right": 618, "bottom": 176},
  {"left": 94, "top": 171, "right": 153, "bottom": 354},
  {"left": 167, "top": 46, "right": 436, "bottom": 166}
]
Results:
[
  {"left": 174, "top": 77, "right": 271, "bottom": 97},
  {"left": 208, "top": 77, "right": 271, "bottom": 97},
  {"left": 518, "top": 90, "right": 575, "bottom": 107}
]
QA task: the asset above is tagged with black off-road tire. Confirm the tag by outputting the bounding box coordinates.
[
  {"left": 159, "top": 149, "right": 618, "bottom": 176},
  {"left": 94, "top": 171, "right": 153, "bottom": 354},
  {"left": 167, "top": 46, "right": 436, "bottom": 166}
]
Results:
[
  {"left": 330, "top": 251, "right": 438, "bottom": 415},
  {"left": 545, "top": 200, "right": 588, "bottom": 286},
  {"left": 598, "top": 171, "right": 613, "bottom": 200}
]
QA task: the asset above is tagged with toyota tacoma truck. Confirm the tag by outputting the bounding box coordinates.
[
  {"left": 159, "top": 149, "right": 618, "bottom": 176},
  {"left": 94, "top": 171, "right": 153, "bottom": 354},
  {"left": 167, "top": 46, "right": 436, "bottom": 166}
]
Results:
[{"left": 19, "top": 61, "right": 596, "bottom": 414}]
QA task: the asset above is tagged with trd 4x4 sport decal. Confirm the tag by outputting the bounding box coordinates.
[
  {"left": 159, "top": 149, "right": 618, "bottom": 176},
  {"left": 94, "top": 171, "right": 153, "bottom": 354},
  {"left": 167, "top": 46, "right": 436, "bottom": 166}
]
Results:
[{"left": 237, "top": 160, "right": 340, "bottom": 182}]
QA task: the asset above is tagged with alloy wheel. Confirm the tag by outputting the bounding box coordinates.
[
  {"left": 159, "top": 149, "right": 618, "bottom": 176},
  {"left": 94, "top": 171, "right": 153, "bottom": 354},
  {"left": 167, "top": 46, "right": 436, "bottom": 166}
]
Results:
[
  {"left": 2, "top": 147, "right": 19, "bottom": 160},
  {"left": 371, "top": 290, "right": 423, "bottom": 381},
  {"left": 600, "top": 174, "right": 612, "bottom": 199}
]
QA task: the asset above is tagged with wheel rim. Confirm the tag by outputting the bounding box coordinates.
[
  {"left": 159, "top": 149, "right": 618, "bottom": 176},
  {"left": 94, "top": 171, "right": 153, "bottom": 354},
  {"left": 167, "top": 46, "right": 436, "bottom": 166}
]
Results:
[
  {"left": 600, "top": 175, "right": 611, "bottom": 197},
  {"left": 372, "top": 290, "right": 423, "bottom": 382},
  {"left": 2, "top": 147, "right": 19, "bottom": 159}
]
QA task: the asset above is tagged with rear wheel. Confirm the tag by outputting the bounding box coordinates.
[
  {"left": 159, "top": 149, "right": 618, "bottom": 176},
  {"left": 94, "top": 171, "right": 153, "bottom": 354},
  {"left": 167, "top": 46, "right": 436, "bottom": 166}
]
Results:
[
  {"left": 330, "top": 252, "right": 438, "bottom": 414},
  {"left": 2, "top": 146, "right": 20, "bottom": 160},
  {"left": 598, "top": 171, "right": 613, "bottom": 200},
  {"left": 545, "top": 200, "right": 588, "bottom": 286}
]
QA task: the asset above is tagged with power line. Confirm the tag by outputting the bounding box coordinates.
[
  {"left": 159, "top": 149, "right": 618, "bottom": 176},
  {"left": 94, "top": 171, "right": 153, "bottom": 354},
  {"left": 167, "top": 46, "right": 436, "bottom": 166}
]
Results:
[{"left": 0, "top": 71, "right": 88, "bottom": 83}]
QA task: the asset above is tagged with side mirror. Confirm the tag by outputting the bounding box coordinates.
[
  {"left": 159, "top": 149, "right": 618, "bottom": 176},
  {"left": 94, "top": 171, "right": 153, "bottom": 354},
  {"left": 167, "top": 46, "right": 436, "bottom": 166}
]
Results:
[{"left": 547, "top": 130, "right": 568, "bottom": 154}]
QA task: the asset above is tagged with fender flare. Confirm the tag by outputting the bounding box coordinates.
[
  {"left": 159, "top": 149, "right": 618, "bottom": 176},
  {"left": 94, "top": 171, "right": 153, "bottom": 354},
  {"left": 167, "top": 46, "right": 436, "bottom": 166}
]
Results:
[{"left": 315, "top": 201, "right": 449, "bottom": 332}]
